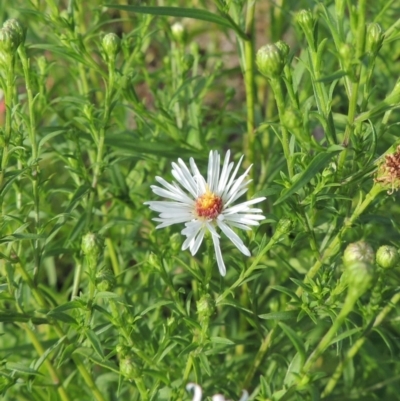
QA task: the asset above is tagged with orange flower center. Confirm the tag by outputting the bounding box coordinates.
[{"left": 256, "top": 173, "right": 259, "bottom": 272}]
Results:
[{"left": 195, "top": 191, "right": 223, "bottom": 220}]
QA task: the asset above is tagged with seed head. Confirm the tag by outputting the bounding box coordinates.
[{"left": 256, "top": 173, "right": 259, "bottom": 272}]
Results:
[{"left": 375, "top": 146, "right": 400, "bottom": 193}]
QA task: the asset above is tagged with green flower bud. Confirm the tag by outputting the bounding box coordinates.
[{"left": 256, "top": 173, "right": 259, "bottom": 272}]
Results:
[
  {"left": 170, "top": 233, "right": 181, "bottom": 253},
  {"left": 256, "top": 44, "right": 285, "bottom": 78},
  {"left": 273, "top": 218, "right": 293, "bottom": 239},
  {"left": 181, "top": 54, "right": 194, "bottom": 73},
  {"left": 102, "top": 33, "right": 120, "bottom": 61},
  {"left": 196, "top": 294, "right": 214, "bottom": 324},
  {"left": 343, "top": 241, "right": 375, "bottom": 267},
  {"left": 81, "top": 232, "right": 103, "bottom": 268},
  {"left": 275, "top": 40, "right": 290, "bottom": 63},
  {"left": 95, "top": 268, "right": 116, "bottom": 291},
  {"left": 366, "top": 23, "right": 384, "bottom": 55},
  {"left": 171, "top": 22, "right": 185, "bottom": 42},
  {"left": 295, "top": 9, "right": 314, "bottom": 31},
  {"left": 376, "top": 245, "right": 399, "bottom": 269},
  {"left": 0, "top": 27, "right": 19, "bottom": 54},
  {"left": 120, "top": 356, "right": 137, "bottom": 379},
  {"left": 345, "top": 261, "right": 374, "bottom": 298},
  {"left": 3, "top": 19, "right": 26, "bottom": 47}
]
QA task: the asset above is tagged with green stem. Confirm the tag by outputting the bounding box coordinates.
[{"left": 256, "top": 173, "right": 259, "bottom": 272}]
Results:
[
  {"left": 322, "top": 291, "right": 400, "bottom": 397},
  {"left": 243, "top": 0, "right": 256, "bottom": 192},
  {"left": 0, "top": 52, "right": 15, "bottom": 211},
  {"left": 20, "top": 322, "right": 71, "bottom": 401},
  {"left": 296, "top": 184, "right": 383, "bottom": 297},
  {"left": 16, "top": 262, "right": 107, "bottom": 401},
  {"left": 269, "top": 77, "right": 293, "bottom": 177},
  {"left": 337, "top": 0, "right": 366, "bottom": 174},
  {"left": 18, "top": 46, "right": 41, "bottom": 281},
  {"left": 301, "top": 291, "right": 359, "bottom": 378}
]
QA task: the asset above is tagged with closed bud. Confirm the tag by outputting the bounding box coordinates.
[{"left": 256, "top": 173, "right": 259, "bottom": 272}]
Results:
[
  {"left": 376, "top": 245, "right": 399, "bottom": 269},
  {"left": 81, "top": 232, "right": 103, "bottom": 268},
  {"left": 343, "top": 241, "right": 375, "bottom": 267},
  {"left": 0, "top": 27, "right": 19, "bottom": 54},
  {"left": 3, "top": 19, "right": 26, "bottom": 47},
  {"left": 197, "top": 294, "right": 214, "bottom": 323},
  {"left": 295, "top": 10, "right": 314, "bottom": 31},
  {"left": 256, "top": 44, "right": 285, "bottom": 78},
  {"left": 181, "top": 54, "right": 194, "bottom": 73},
  {"left": 171, "top": 22, "right": 185, "bottom": 42},
  {"left": 345, "top": 261, "right": 374, "bottom": 298},
  {"left": 95, "top": 268, "right": 116, "bottom": 291},
  {"left": 275, "top": 40, "right": 290, "bottom": 63},
  {"left": 120, "top": 356, "right": 138, "bottom": 379},
  {"left": 102, "top": 32, "right": 120, "bottom": 61},
  {"left": 366, "top": 23, "right": 384, "bottom": 55},
  {"left": 273, "top": 218, "right": 293, "bottom": 238}
]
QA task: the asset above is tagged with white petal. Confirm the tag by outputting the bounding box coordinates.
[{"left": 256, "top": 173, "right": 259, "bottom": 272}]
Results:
[
  {"left": 186, "top": 383, "right": 202, "bottom": 401},
  {"left": 153, "top": 216, "right": 190, "bottom": 228},
  {"left": 190, "top": 228, "right": 205, "bottom": 255},
  {"left": 211, "top": 234, "right": 226, "bottom": 276},
  {"left": 222, "top": 154, "right": 244, "bottom": 196},
  {"left": 190, "top": 157, "right": 207, "bottom": 195},
  {"left": 239, "top": 390, "right": 249, "bottom": 401},
  {"left": 182, "top": 222, "right": 203, "bottom": 251},
  {"left": 217, "top": 220, "right": 251, "bottom": 256},
  {"left": 223, "top": 214, "right": 263, "bottom": 226},
  {"left": 151, "top": 185, "right": 193, "bottom": 204},
  {"left": 224, "top": 164, "right": 252, "bottom": 203},
  {"left": 223, "top": 197, "right": 266, "bottom": 215}
]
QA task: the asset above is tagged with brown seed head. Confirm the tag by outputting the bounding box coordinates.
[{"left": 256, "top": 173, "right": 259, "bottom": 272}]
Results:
[{"left": 375, "top": 146, "right": 400, "bottom": 193}]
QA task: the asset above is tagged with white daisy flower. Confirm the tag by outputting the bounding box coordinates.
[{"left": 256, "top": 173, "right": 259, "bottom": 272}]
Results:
[
  {"left": 186, "top": 383, "right": 249, "bottom": 401},
  {"left": 145, "top": 150, "right": 266, "bottom": 276}
]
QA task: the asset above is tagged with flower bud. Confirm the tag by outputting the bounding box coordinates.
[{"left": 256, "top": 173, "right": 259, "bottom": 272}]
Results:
[
  {"left": 181, "top": 54, "right": 194, "bottom": 73},
  {"left": 275, "top": 40, "right": 290, "bottom": 63},
  {"left": 3, "top": 19, "right": 26, "bottom": 47},
  {"left": 273, "top": 218, "right": 293, "bottom": 239},
  {"left": 343, "top": 241, "right": 375, "bottom": 267},
  {"left": 345, "top": 261, "right": 374, "bottom": 298},
  {"left": 120, "top": 356, "right": 138, "bottom": 379},
  {"left": 170, "top": 233, "right": 181, "bottom": 253},
  {"left": 81, "top": 232, "right": 103, "bottom": 269},
  {"left": 102, "top": 32, "right": 120, "bottom": 61},
  {"left": 0, "top": 27, "right": 19, "bottom": 54},
  {"left": 366, "top": 23, "right": 384, "bottom": 55},
  {"left": 256, "top": 44, "right": 285, "bottom": 78},
  {"left": 295, "top": 10, "right": 314, "bottom": 32},
  {"left": 171, "top": 22, "right": 185, "bottom": 42},
  {"left": 95, "top": 268, "right": 116, "bottom": 291},
  {"left": 376, "top": 245, "right": 399, "bottom": 269},
  {"left": 197, "top": 294, "right": 214, "bottom": 324}
]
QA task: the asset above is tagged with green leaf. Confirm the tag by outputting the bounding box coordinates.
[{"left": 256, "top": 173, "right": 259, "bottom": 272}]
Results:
[
  {"left": 210, "top": 336, "right": 235, "bottom": 345},
  {"left": 86, "top": 330, "right": 105, "bottom": 359},
  {"left": 6, "top": 363, "right": 42, "bottom": 376},
  {"left": 105, "top": 5, "right": 233, "bottom": 29},
  {"left": 270, "top": 286, "right": 300, "bottom": 301},
  {"left": 279, "top": 322, "right": 306, "bottom": 365},
  {"left": 274, "top": 147, "right": 342, "bottom": 205},
  {"left": 259, "top": 310, "right": 298, "bottom": 321},
  {"left": 47, "top": 311, "right": 78, "bottom": 325}
]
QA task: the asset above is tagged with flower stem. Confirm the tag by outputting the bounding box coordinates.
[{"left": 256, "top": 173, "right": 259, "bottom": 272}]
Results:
[
  {"left": 322, "top": 291, "right": 400, "bottom": 397},
  {"left": 243, "top": 0, "right": 256, "bottom": 192},
  {"left": 269, "top": 77, "right": 293, "bottom": 178},
  {"left": 296, "top": 183, "right": 383, "bottom": 297}
]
